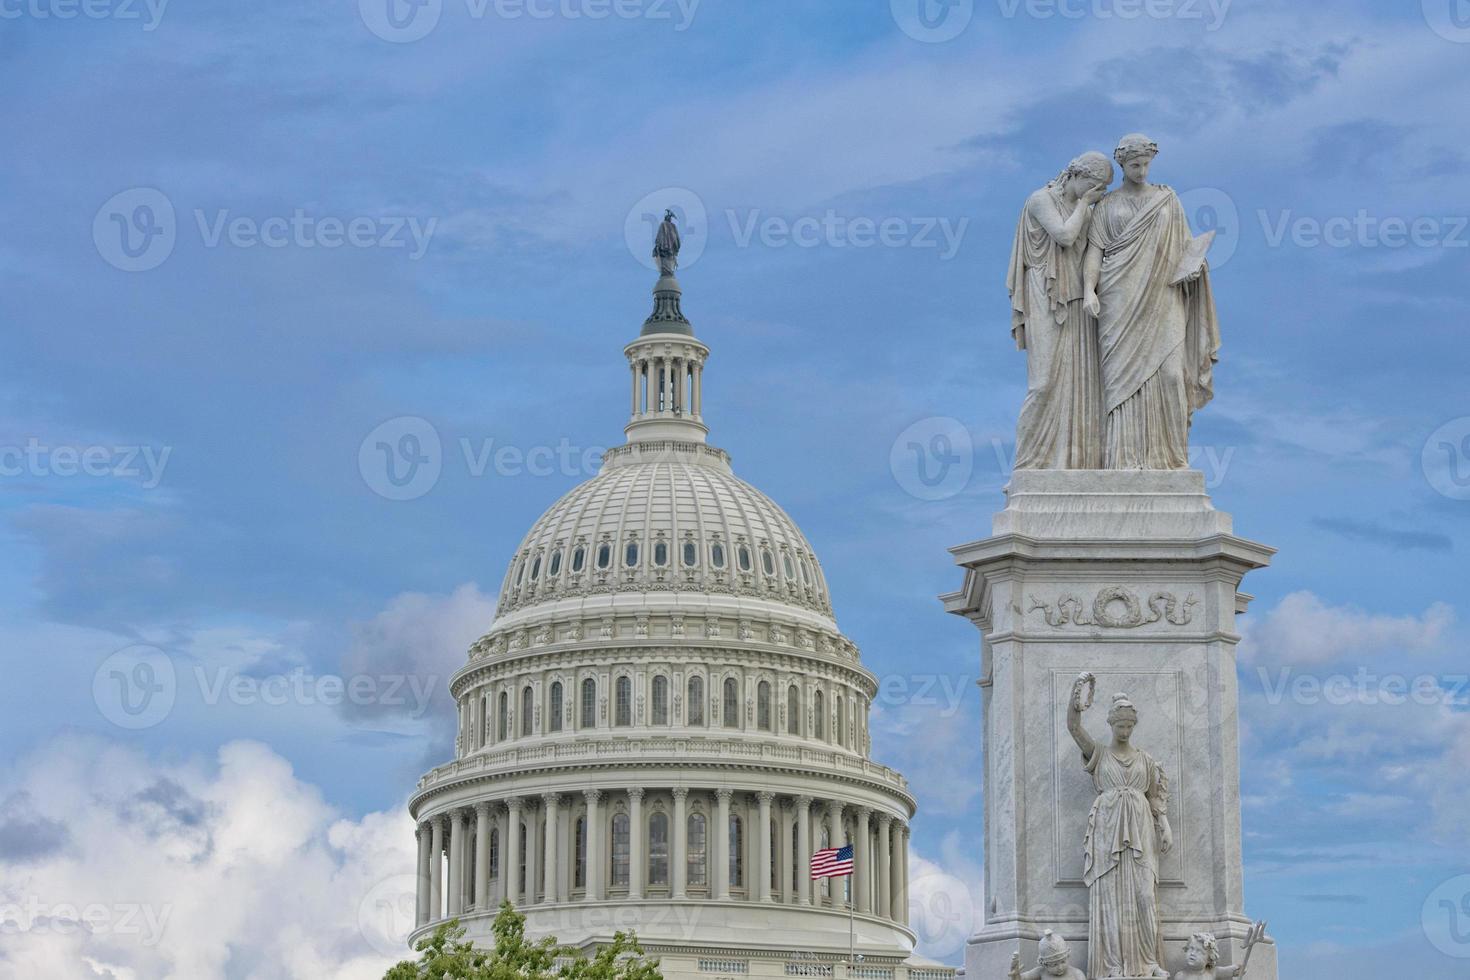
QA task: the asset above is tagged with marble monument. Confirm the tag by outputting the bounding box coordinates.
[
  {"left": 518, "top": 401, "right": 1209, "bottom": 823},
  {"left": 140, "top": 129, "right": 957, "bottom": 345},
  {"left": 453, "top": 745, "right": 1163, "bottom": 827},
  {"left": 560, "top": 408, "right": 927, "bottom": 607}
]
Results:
[{"left": 945, "top": 136, "right": 1275, "bottom": 979}]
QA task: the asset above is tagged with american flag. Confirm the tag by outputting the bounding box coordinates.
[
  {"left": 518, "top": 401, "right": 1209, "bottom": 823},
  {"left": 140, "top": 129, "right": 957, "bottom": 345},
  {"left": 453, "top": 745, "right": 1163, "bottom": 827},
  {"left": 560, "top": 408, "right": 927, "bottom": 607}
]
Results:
[{"left": 811, "top": 843, "right": 854, "bottom": 879}]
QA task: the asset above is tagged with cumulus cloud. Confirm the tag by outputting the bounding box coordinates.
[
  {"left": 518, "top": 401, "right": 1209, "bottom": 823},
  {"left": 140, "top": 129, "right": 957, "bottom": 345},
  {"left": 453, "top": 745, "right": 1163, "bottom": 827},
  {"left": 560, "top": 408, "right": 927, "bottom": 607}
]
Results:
[
  {"left": 0, "top": 735, "right": 414, "bottom": 980},
  {"left": 1239, "top": 591, "right": 1454, "bottom": 667},
  {"left": 907, "top": 830, "right": 985, "bottom": 966}
]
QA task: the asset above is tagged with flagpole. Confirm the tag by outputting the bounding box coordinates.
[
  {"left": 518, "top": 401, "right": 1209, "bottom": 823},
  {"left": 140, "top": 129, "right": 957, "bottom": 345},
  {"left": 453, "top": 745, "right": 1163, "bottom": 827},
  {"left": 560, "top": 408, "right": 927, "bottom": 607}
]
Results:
[{"left": 847, "top": 877, "right": 855, "bottom": 969}]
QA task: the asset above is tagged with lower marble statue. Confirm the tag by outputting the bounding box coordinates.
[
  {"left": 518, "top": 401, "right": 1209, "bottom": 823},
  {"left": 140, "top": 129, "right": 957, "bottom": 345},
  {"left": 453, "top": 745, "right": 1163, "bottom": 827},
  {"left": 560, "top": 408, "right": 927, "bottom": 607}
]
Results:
[
  {"left": 1010, "top": 931, "right": 1086, "bottom": 979},
  {"left": 1169, "top": 925, "right": 1267, "bottom": 980}
]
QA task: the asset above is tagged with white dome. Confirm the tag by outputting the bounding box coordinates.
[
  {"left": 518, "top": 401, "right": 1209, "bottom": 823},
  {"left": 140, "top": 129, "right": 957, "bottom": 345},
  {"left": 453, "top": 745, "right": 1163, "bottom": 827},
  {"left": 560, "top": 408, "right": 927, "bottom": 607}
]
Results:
[{"left": 493, "top": 439, "right": 836, "bottom": 627}]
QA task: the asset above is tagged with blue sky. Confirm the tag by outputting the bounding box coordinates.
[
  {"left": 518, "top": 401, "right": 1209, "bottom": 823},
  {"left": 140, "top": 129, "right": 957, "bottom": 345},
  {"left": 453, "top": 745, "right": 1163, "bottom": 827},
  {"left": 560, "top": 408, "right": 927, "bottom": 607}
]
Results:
[{"left": 1, "top": 0, "right": 1468, "bottom": 977}]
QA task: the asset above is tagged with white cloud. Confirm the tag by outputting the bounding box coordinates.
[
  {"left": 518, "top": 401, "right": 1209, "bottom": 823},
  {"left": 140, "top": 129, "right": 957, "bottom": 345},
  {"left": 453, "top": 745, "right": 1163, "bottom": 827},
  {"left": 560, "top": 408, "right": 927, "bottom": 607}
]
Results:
[
  {"left": 0, "top": 735, "right": 414, "bottom": 980},
  {"left": 907, "top": 831, "right": 985, "bottom": 967},
  {"left": 1239, "top": 591, "right": 1454, "bottom": 667}
]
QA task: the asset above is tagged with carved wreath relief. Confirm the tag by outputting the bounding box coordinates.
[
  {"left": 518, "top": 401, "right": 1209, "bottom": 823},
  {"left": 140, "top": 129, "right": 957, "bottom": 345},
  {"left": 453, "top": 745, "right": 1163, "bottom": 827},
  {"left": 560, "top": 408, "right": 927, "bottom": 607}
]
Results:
[{"left": 1030, "top": 585, "right": 1197, "bottom": 628}]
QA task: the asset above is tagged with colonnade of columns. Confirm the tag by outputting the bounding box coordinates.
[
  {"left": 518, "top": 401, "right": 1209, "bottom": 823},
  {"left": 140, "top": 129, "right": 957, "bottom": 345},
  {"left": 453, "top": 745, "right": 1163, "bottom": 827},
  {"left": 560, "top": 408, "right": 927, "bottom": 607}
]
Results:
[
  {"left": 629, "top": 352, "right": 703, "bottom": 420},
  {"left": 414, "top": 788, "right": 911, "bottom": 931}
]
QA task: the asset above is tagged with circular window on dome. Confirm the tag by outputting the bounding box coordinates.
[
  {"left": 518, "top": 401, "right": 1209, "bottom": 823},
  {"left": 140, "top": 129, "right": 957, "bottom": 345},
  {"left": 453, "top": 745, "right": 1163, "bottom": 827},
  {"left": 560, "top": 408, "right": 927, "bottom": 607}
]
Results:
[
  {"left": 548, "top": 549, "right": 562, "bottom": 577},
  {"left": 654, "top": 541, "right": 669, "bottom": 567},
  {"left": 737, "top": 545, "right": 752, "bottom": 572},
  {"left": 782, "top": 554, "right": 794, "bottom": 579},
  {"left": 682, "top": 541, "right": 698, "bottom": 567},
  {"left": 572, "top": 546, "right": 586, "bottom": 573},
  {"left": 711, "top": 543, "right": 726, "bottom": 568},
  {"left": 625, "top": 541, "right": 640, "bottom": 567},
  {"left": 596, "top": 543, "right": 612, "bottom": 570},
  {"left": 760, "top": 548, "right": 775, "bottom": 577}
]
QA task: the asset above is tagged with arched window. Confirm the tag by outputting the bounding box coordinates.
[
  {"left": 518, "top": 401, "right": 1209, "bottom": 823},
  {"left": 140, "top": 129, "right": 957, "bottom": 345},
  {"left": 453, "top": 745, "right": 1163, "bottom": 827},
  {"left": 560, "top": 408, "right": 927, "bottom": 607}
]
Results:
[
  {"left": 653, "top": 541, "right": 669, "bottom": 567},
  {"left": 581, "top": 678, "right": 597, "bottom": 729},
  {"left": 574, "top": 817, "right": 586, "bottom": 887},
  {"left": 497, "top": 691, "right": 509, "bottom": 741},
  {"left": 521, "top": 686, "right": 534, "bottom": 737},
  {"left": 722, "top": 677, "right": 739, "bottom": 729},
  {"left": 814, "top": 690, "right": 825, "bottom": 740},
  {"left": 757, "top": 681, "right": 771, "bottom": 731},
  {"left": 572, "top": 546, "right": 586, "bottom": 573},
  {"left": 729, "top": 815, "right": 744, "bottom": 888},
  {"left": 835, "top": 693, "right": 845, "bottom": 747},
  {"left": 649, "top": 812, "right": 669, "bottom": 886},
  {"left": 596, "top": 543, "right": 612, "bottom": 570},
  {"left": 737, "top": 545, "right": 752, "bottom": 572},
  {"left": 611, "top": 813, "right": 631, "bottom": 887},
  {"left": 624, "top": 541, "right": 639, "bottom": 567},
  {"left": 615, "top": 676, "right": 632, "bottom": 727},
  {"left": 687, "top": 812, "right": 707, "bottom": 887},
  {"left": 548, "top": 549, "right": 562, "bottom": 577},
  {"left": 711, "top": 543, "right": 726, "bottom": 569},
  {"left": 489, "top": 826, "right": 501, "bottom": 879},
  {"left": 787, "top": 685, "right": 800, "bottom": 735},
  {"left": 682, "top": 541, "right": 698, "bottom": 567},
  {"left": 652, "top": 675, "right": 669, "bottom": 725},
  {"left": 687, "top": 676, "right": 705, "bottom": 727},
  {"left": 549, "top": 681, "right": 563, "bottom": 732}
]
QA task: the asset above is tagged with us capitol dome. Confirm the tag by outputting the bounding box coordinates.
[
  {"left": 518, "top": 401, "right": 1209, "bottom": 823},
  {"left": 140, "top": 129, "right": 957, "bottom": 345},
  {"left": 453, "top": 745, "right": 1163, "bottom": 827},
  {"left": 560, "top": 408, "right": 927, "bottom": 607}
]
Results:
[{"left": 407, "top": 216, "right": 951, "bottom": 980}]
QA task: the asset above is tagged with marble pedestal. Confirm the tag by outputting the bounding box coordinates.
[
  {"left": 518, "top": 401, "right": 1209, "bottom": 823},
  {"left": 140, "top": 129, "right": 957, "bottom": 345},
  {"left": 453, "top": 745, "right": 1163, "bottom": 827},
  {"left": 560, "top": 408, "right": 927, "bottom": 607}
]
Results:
[{"left": 941, "top": 471, "right": 1277, "bottom": 980}]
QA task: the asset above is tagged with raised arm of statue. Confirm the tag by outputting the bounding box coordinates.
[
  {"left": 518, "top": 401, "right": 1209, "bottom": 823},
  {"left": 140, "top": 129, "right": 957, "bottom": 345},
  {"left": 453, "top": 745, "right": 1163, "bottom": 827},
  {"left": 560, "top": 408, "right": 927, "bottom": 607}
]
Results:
[{"left": 1066, "top": 672, "right": 1097, "bottom": 760}]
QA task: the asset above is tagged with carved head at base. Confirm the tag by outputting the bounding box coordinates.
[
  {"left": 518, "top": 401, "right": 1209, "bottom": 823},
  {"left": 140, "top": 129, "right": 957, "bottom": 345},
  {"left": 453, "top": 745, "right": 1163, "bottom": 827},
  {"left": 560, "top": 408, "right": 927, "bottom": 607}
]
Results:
[
  {"left": 1038, "top": 930, "right": 1072, "bottom": 976},
  {"left": 1184, "top": 932, "right": 1221, "bottom": 970}
]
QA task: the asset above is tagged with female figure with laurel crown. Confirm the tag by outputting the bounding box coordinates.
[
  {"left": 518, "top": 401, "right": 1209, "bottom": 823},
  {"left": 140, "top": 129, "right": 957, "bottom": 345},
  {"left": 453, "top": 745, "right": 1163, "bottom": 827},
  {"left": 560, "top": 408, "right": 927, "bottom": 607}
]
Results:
[
  {"left": 1007, "top": 151, "right": 1114, "bottom": 469},
  {"left": 1067, "top": 673, "right": 1173, "bottom": 978}
]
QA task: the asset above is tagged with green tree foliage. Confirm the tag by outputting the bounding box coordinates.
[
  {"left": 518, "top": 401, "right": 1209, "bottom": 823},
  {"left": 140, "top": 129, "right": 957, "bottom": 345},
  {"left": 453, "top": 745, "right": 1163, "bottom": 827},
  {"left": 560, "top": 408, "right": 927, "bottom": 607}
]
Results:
[{"left": 384, "top": 902, "right": 662, "bottom": 980}]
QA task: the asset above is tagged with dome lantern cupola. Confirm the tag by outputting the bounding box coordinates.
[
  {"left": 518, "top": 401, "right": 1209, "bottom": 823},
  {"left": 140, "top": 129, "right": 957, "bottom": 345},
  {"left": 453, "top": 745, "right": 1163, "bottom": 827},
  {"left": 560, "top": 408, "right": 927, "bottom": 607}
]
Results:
[{"left": 623, "top": 210, "right": 709, "bottom": 445}]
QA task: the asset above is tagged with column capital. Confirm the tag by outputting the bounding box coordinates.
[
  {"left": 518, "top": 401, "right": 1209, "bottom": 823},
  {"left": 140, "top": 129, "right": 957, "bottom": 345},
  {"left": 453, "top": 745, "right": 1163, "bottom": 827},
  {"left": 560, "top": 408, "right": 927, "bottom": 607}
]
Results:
[
  {"left": 475, "top": 801, "right": 493, "bottom": 816},
  {"left": 584, "top": 789, "right": 603, "bottom": 805},
  {"left": 794, "top": 794, "right": 813, "bottom": 812},
  {"left": 439, "top": 812, "right": 455, "bottom": 831},
  {"left": 873, "top": 811, "right": 893, "bottom": 827},
  {"left": 627, "top": 787, "right": 645, "bottom": 802},
  {"left": 542, "top": 792, "right": 561, "bottom": 808},
  {"left": 854, "top": 805, "right": 872, "bottom": 819},
  {"left": 756, "top": 791, "right": 775, "bottom": 806},
  {"left": 714, "top": 787, "right": 734, "bottom": 803},
  {"left": 671, "top": 787, "right": 690, "bottom": 801},
  {"left": 505, "top": 795, "right": 524, "bottom": 811}
]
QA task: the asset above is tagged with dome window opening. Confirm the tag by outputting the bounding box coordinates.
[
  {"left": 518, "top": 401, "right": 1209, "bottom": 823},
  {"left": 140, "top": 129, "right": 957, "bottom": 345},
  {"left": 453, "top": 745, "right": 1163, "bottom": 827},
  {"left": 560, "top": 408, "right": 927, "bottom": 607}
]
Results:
[
  {"left": 654, "top": 540, "right": 670, "bottom": 567},
  {"left": 548, "top": 549, "right": 562, "bottom": 577},
  {"left": 711, "top": 542, "right": 727, "bottom": 568},
  {"left": 760, "top": 548, "right": 776, "bottom": 577},
  {"left": 549, "top": 681, "right": 563, "bottom": 732},
  {"left": 615, "top": 676, "right": 632, "bottom": 726},
  {"left": 514, "top": 558, "right": 526, "bottom": 585},
  {"left": 596, "top": 543, "right": 612, "bottom": 570},
  {"left": 737, "top": 545, "right": 752, "bottom": 572},
  {"left": 571, "top": 546, "right": 586, "bottom": 572},
  {"left": 530, "top": 556, "right": 541, "bottom": 581},
  {"left": 625, "top": 541, "right": 640, "bottom": 568},
  {"left": 782, "top": 553, "right": 795, "bottom": 580},
  {"left": 687, "top": 676, "right": 705, "bottom": 726},
  {"left": 682, "top": 541, "right": 698, "bottom": 567},
  {"left": 800, "top": 559, "right": 812, "bottom": 586}
]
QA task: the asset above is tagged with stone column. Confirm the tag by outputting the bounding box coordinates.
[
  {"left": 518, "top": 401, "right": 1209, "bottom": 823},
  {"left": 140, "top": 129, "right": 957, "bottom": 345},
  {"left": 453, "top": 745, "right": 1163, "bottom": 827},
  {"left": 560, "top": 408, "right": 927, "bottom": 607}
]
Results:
[
  {"left": 826, "top": 801, "right": 845, "bottom": 906},
  {"left": 693, "top": 363, "right": 703, "bottom": 416},
  {"left": 524, "top": 801, "right": 540, "bottom": 904},
  {"left": 630, "top": 361, "right": 639, "bottom": 416},
  {"left": 473, "top": 803, "right": 491, "bottom": 910},
  {"left": 876, "top": 815, "right": 891, "bottom": 921},
  {"left": 778, "top": 800, "right": 794, "bottom": 903},
  {"left": 795, "top": 796, "right": 812, "bottom": 905},
  {"left": 505, "top": 798, "right": 523, "bottom": 906},
  {"left": 447, "top": 809, "right": 467, "bottom": 916},
  {"left": 415, "top": 823, "right": 432, "bottom": 927},
  {"left": 492, "top": 810, "right": 505, "bottom": 905},
  {"left": 584, "top": 790, "right": 604, "bottom": 901},
  {"left": 897, "top": 822, "right": 909, "bottom": 925},
  {"left": 671, "top": 788, "right": 688, "bottom": 900},
  {"left": 889, "top": 821, "right": 904, "bottom": 922},
  {"left": 543, "top": 794, "right": 560, "bottom": 904},
  {"left": 757, "top": 792, "right": 774, "bottom": 902},
  {"left": 855, "top": 807, "right": 872, "bottom": 915},
  {"left": 662, "top": 357, "right": 673, "bottom": 413},
  {"left": 714, "top": 788, "right": 732, "bottom": 900},
  {"left": 429, "top": 815, "right": 446, "bottom": 922},
  {"left": 627, "top": 788, "right": 645, "bottom": 900}
]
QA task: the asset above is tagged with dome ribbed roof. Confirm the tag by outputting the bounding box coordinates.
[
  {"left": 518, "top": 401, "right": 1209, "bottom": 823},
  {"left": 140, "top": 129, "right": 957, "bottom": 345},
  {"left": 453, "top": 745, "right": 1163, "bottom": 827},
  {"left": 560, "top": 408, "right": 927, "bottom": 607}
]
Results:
[{"left": 493, "top": 440, "right": 835, "bottom": 626}]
